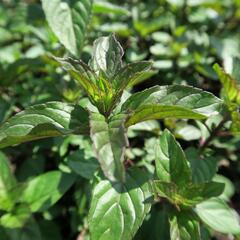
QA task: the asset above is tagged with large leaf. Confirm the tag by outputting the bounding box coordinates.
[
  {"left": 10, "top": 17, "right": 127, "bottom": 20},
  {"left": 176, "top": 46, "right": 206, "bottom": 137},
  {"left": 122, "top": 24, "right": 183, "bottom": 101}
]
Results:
[
  {"left": 155, "top": 129, "right": 191, "bottom": 186},
  {"left": 0, "top": 102, "right": 89, "bottom": 149},
  {"left": 41, "top": 0, "right": 93, "bottom": 56},
  {"left": 20, "top": 171, "right": 76, "bottom": 212},
  {"left": 89, "top": 34, "right": 123, "bottom": 79},
  {"left": 169, "top": 210, "right": 201, "bottom": 240},
  {"left": 88, "top": 168, "right": 152, "bottom": 240},
  {"left": 90, "top": 112, "right": 128, "bottom": 182},
  {"left": 121, "top": 85, "right": 222, "bottom": 126},
  {"left": 0, "top": 152, "right": 17, "bottom": 211},
  {"left": 196, "top": 197, "right": 240, "bottom": 234}
]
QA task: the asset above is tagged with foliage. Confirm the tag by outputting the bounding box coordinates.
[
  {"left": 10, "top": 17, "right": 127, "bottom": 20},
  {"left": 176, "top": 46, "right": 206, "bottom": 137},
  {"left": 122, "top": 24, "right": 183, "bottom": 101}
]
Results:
[{"left": 0, "top": 0, "right": 240, "bottom": 239}]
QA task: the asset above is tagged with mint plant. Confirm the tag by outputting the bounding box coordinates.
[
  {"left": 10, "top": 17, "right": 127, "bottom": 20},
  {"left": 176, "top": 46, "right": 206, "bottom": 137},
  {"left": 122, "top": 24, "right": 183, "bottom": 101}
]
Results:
[{"left": 1, "top": 34, "right": 240, "bottom": 239}]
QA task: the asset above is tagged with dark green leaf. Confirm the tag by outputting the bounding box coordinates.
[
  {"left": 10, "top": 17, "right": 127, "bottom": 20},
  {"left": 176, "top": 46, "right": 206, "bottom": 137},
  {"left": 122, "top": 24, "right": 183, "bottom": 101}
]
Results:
[
  {"left": 155, "top": 129, "right": 191, "bottom": 185},
  {"left": 90, "top": 112, "right": 128, "bottom": 182},
  {"left": 122, "top": 85, "right": 222, "bottom": 126},
  {"left": 65, "top": 149, "right": 99, "bottom": 179},
  {"left": 185, "top": 147, "right": 218, "bottom": 183},
  {"left": 0, "top": 102, "right": 89, "bottom": 149},
  {"left": 20, "top": 171, "right": 76, "bottom": 212},
  {"left": 41, "top": 0, "right": 93, "bottom": 56},
  {"left": 88, "top": 168, "right": 152, "bottom": 240}
]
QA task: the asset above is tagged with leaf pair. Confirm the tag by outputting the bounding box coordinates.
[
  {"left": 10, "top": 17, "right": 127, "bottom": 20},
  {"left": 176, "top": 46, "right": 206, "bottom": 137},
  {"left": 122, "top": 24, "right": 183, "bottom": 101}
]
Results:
[
  {"left": 56, "top": 35, "right": 152, "bottom": 116},
  {"left": 153, "top": 130, "right": 224, "bottom": 208}
]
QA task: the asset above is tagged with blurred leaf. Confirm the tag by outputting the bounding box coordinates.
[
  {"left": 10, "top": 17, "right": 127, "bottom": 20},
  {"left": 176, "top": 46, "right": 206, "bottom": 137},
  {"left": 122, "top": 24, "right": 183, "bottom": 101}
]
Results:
[
  {"left": 93, "top": 2, "right": 130, "bottom": 16},
  {"left": 196, "top": 197, "right": 240, "bottom": 234},
  {"left": 20, "top": 171, "right": 76, "bottom": 212}
]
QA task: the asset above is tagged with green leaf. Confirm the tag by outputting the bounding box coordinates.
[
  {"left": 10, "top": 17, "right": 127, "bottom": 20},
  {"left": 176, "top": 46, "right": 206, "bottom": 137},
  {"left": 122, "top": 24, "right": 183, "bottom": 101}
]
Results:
[
  {"left": 185, "top": 147, "right": 218, "bottom": 183},
  {"left": 41, "top": 0, "right": 93, "bottom": 56},
  {"left": 155, "top": 129, "right": 191, "bottom": 186},
  {"left": 113, "top": 61, "right": 152, "bottom": 91},
  {"left": 154, "top": 181, "right": 224, "bottom": 207},
  {"left": 93, "top": 2, "right": 130, "bottom": 16},
  {"left": 65, "top": 149, "right": 99, "bottom": 179},
  {"left": 196, "top": 197, "right": 240, "bottom": 234},
  {"left": 0, "top": 152, "right": 17, "bottom": 211},
  {"left": 3, "top": 217, "right": 42, "bottom": 240},
  {"left": 0, "top": 102, "right": 89, "bottom": 149},
  {"left": 169, "top": 210, "right": 201, "bottom": 240},
  {"left": 121, "top": 85, "right": 222, "bottom": 126},
  {"left": 89, "top": 34, "right": 123, "bottom": 79},
  {"left": 90, "top": 113, "right": 128, "bottom": 182},
  {"left": 0, "top": 204, "right": 31, "bottom": 229},
  {"left": 88, "top": 168, "right": 152, "bottom": 240},
  {"left": 213, "top": 63, "right": 240, "bottom": 105},
  {"left": 20, "top": 171, "right": 76, "bottom": 212}
]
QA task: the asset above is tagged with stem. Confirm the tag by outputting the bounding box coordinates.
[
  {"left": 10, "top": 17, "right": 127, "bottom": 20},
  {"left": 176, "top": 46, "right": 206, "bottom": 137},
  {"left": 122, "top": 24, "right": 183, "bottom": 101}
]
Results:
[{"left": 199, "top": 118, "right": 227, "bottom": 152}]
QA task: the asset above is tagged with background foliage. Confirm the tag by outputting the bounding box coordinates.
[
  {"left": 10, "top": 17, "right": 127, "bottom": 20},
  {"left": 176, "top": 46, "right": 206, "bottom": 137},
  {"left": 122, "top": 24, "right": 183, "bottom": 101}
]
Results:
[{"left": 0, "top": 0, "right": 240, "bottom": 239}]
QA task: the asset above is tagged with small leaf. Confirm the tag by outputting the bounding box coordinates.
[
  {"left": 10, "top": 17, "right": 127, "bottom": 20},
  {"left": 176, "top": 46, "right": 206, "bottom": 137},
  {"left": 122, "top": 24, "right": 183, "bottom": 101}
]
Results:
[
  {"left": 196, "top": 197, "right": 240, "bottom": 234},
  {"left": 20, "top": 171, "right": 76, "bottom": 212},
  {"left": 41, "top": 0, "right": 93, "bottom": 56},
  {"left": 213, "top": 63, "right": 240, "bottom": 105},
  {"left": 0, "top": 102, "right": 89, "bottom": 149},
  {"left": 90, "top": 112, "right": 128, "bottom": 182},
  {"left": 88, "top": 168, "right": 152, "bottom": 240},
  {"left": 89, "top": 34, "right": 123, "bottom": 79},
  {"left": 169, "top": 210, "right": 201, "bottom": 240},
  {"left": 122, "top": 85, "right": 222, "bottom": 126},
  {"left": 113, "top": 61, "right": 152, "bottom": 91},
  {"left": 155, "top": 129, "right": 191, "bottom": 185},
  {"left": 154, "top": 181, "right": 224, "bottom": 207}
]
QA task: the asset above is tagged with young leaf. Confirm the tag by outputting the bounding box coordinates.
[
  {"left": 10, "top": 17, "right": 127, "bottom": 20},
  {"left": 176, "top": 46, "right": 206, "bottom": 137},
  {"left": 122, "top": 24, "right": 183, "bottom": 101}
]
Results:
[
  {"left": 0, "top": 152, "right": 17, "bottom": 211},
  {"left": 155, "top": 129, "right": 191, "bottom": 186},
  {"left": 20, "top": 171, "right": 76, "bottom": 212},
  {"left": 0, "top": 102, "right": 89, "bottom": 149},
  {"left": 89, "top": 34, "right": 123, "bottom": 78},
  {"left": 41, "top": 0, "right": 93, "bottom": 56},
  {"left": 213, "top": 63, "right": 240, "bottom": 105},
  {"left": 196, "top": 197, "right": 240, "bottom": 234},
  {"left": 88, "top": 168, "right": 152, "bottom": 240},
  {"left": 113, "top": 61, "right": 152, "bottom": 90},
  {"left": 121, "top": 85, "right": 222, "bottom": 126},
  {"left": 169, "top": 210, "right": 201, "bottom": 240},
  {"left": 90, "top": 113, "right": 128, "bottom": 182}
]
